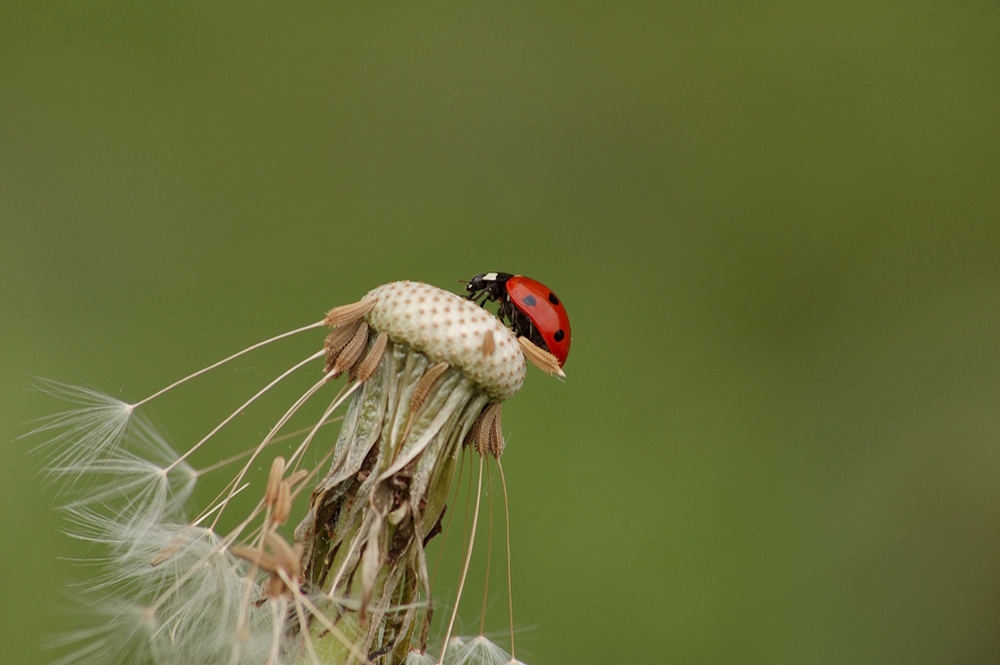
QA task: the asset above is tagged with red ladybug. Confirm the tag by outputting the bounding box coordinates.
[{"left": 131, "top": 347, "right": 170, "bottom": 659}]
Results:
[{"left": 465, "top": 272, "right": 571, "bottom": 366}]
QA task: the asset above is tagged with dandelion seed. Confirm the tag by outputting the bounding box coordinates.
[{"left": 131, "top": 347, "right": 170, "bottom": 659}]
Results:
[
  {"left": 26, "top": 379, "right": 135, "bottom": 487},
  {"left": 57, "top": 416, "right": 197, "bottom": 554},
  {"left": 32, "top": 278, "right": 566, "bottom": 664},
  {"left": 447, "top": 635, "right": 513, "bottom": 665},
  {"left": 405, "top": 650, "right": 438, "bottom": 665},
  {"left": 47, "top": 600, "right": 158, "bottom": 665}
]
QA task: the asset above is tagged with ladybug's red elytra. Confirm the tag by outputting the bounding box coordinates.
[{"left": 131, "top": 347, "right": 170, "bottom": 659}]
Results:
[{"left": 465, "top": 272, "right": 571, "bottom": 367}]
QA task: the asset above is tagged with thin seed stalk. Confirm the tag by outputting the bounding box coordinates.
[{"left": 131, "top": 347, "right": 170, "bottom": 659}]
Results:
[{"left": 295, "top": 339, "right": 490, "bottom": 664}]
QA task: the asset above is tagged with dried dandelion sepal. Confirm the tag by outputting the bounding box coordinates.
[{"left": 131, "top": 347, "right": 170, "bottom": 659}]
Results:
[{"left": 296, "top": 281, "right": 526, "bottom": 662}]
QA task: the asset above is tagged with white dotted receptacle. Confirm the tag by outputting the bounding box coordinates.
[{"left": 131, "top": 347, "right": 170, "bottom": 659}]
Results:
[{"left": 363, "top": 281, "right": 526, "bottom": 401}]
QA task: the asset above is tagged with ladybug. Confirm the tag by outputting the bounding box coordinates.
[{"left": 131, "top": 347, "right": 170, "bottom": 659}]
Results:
[{"left": 465, "top": 272, "right": 571, "bottom": 366}]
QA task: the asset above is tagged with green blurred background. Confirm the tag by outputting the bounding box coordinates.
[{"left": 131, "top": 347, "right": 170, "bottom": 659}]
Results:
[{"left": 3, "top": 2, "right": 1000, "bottom": 663}]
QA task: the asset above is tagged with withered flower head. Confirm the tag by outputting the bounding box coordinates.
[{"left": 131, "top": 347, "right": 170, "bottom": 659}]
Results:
[{"left": 29, "top": 279, "right": 565, "bottom": 665}]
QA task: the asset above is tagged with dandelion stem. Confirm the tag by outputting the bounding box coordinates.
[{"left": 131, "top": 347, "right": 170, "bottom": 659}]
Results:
[
  {"left": 429, "top": 446, "right": 470, "bottom": 590},
  {"left": 497, "top": 459, "right": 516, "bottom": 660},
  {"left": 131, "top": 319, "right": 327, "bottom": 410},
  {"left": 284, "top": 384, "right": 360, "bottom": 475},
  {"left": 479, "top": 478, "right": 493, "bottom": 635},
  {"left": 189, "top": 482, "right": 250, "bottom": 527},
  {"left": 165, "top": 349, "right": 326, "bottom": 474},
  {"left": 194, "top": 414, "right": 344, "bottom": 477},
  {"left": 439, "top": 455, "right": 485, "bottom": 664},
  {"left": 207, "top": 376, "right": 360, "bottom": 530}
]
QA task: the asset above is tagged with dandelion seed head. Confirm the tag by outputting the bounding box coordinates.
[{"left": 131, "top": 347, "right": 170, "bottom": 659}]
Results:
[{"left": 365, "top": 281, "right": 526, "bottom": 401}]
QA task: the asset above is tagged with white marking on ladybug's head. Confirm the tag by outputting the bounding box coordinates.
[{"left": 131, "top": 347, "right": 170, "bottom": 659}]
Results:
[{"left": 482, "top": 272, "right": 499, "bottom": 282}]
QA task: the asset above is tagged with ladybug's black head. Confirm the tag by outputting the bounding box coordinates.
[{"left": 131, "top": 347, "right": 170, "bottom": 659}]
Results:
[
  {"left": 466, "top": 272, "right": 512, "bottom": 294},
  {"left": 465, "top": 273, "right": 489, "bottom": 295},
  {"left": 465, "top": 272, "right": 514, "bottom": 302}
]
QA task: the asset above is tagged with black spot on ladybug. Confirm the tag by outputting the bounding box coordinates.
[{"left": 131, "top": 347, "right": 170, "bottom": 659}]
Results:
[
  {"left": 554, "top": 329, "right": 565, "bottom": 342},
  {"left": 521, "top": 294, "right": 538, "bottom": 307},
  {"left": 548, "top": 293, "right": 560, "bottom": 305}
]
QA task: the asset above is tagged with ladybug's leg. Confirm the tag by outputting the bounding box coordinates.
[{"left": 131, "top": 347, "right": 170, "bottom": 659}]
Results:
[
  {"left": 469, "top": 291, "right": 491, "bottom": 307},
  {"left": 470, "top": 284, "right": 505, "bottom": 308},
  {"left": 495, "top": 299, "right": 514, "bottom": 327},
  {"left": 508, "top": 308, "right": 547, "bottom": 351}
]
